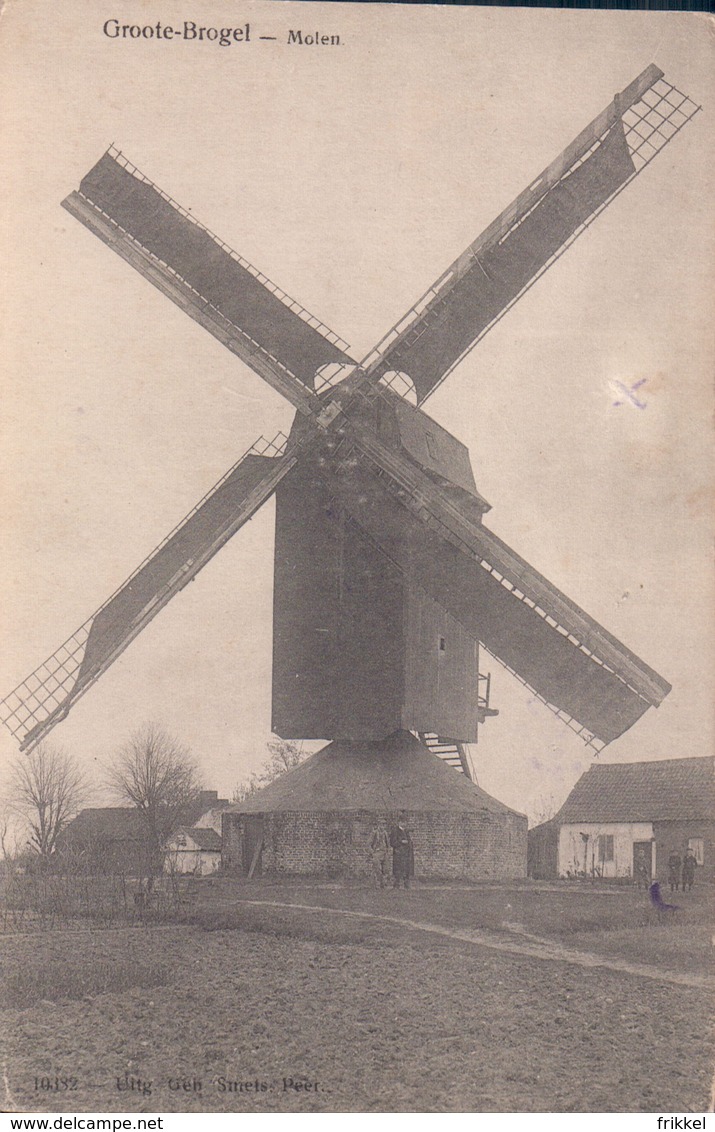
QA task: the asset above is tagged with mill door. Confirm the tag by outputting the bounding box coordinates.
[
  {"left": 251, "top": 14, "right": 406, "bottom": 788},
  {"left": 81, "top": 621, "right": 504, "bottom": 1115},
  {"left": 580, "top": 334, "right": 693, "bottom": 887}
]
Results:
[{"left": 243, "top": 816, "right": 264, "bottom": 877}]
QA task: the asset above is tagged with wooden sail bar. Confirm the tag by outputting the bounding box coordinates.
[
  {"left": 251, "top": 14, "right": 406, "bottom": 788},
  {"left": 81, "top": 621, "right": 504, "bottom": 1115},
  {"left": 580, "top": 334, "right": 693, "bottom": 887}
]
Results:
[
  {"left": 346, "top": 413, "right": 670, "bottom": 709},
  {"left": 62, "top": 190, "right": 323, "bottom": 418},
  {"left": 0, "top": 432, "right": 297, "bottom": 751},
  {"left": 86, "top": 146, "right": 351, "bottom": 354},
  {"left": 359, "top": 65, "right": 701, "bottom": 403}
]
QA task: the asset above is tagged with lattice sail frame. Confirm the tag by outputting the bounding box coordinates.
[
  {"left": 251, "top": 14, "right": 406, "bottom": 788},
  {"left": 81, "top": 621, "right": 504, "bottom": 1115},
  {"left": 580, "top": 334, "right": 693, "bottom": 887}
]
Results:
[
  {"left": 365, "top": 71, "right": 701, "bottom": 404},
  {"left": 62, "top": 152, "right": 351, "bottom": 420},
  {"left": 90, "top": 147, "right": 351, "bottom": 356},
  {"left": 0, "top": 432, "right": 290, "bottom": 751}
]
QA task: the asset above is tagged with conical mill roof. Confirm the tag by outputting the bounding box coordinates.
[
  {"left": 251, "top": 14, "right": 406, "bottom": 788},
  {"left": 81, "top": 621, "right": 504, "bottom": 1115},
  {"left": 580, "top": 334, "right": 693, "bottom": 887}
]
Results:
[{"left": 229, "top": 731, "right": 522, "bottom": 816}]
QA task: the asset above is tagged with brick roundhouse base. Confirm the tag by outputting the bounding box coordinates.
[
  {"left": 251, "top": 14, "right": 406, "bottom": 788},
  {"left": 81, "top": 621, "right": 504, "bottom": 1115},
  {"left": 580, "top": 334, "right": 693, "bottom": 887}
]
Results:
[{"left": 222, "top": 731, "right": 526, "bottom": 881}]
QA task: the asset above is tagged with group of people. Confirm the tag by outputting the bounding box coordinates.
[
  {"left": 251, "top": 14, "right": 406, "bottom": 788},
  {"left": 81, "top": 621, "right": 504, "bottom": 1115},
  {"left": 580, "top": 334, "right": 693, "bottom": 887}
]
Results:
[
  {"left": 635, "top": 846, "right": 698, "bottom": 892},
  {"left": 369, "top": 819, "right": 414, "bottom": 889},
  {"left": 667, "top": 847, "right": 698, "bottom": 892},
  {"left": 369, "top": 830, "right": 700, "bottom": 892}
]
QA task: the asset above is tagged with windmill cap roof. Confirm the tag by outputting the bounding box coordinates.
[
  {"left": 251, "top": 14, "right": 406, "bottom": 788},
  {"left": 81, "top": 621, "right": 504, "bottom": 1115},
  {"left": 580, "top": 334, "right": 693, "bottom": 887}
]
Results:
[
  {"left": 555, "top": 756, "right": 715, "bottom": 824},
  {"left": 228, "top": 731, "right": 524, "bottom": 816}
]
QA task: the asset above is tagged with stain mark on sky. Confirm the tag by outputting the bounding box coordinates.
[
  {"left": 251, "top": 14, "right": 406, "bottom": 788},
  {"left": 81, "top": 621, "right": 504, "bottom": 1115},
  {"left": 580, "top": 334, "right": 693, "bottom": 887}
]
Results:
[{"left": 612, "top": 378, "right": 647, "bottom": 409}]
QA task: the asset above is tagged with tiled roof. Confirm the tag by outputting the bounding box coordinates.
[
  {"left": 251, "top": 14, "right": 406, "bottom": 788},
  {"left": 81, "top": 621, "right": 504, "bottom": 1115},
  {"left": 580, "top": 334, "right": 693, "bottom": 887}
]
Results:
[
  {"left": 556, "top": 757, "right": 714, "bottom": 824},
  {"left": 193, "top": 805, "right": 232, "bottom": 831},
  {"left": 60, "top": 807, "right": 149, "bottom": 843},
  {"left": 182, "top": 827, "right": 222, "bottom": 851}
]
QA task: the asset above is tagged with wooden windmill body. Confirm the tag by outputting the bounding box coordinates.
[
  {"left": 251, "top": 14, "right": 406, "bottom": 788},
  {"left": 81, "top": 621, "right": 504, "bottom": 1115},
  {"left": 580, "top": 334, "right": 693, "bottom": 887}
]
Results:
[{"left": 272, "top": 399, "right": 486, "bottom": 747}]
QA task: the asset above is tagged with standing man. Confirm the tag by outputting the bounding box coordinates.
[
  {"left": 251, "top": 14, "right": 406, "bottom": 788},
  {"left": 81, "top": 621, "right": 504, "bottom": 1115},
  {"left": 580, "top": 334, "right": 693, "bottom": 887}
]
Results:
[
  {"left": 682, "top": 847, "right": 697, "bottom": 892},
  {"left": 389, "top": 816, "right": 414, "bottom": 889},
  {"left": 634, "top": 848, "right": 650, "bottom": 891},
  {"left": 667, "top": 848, "right": 682, "bottom": 892},
  {"left": 369, "top": 823, "right": 390, "bottom": 888}
]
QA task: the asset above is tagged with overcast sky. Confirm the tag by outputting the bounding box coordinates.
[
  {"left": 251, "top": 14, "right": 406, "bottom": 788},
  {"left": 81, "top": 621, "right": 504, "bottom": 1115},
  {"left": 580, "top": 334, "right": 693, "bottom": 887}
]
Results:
[{"left": 1, "top": 2, "right": 713, "bottom": 821}]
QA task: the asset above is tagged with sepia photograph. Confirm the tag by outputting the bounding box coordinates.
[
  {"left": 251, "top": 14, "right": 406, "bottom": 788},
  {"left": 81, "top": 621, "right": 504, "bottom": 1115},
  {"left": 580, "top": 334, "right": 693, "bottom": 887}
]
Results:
[{"left": 0, "top": 0, "right": 713, "bottom": 1115}]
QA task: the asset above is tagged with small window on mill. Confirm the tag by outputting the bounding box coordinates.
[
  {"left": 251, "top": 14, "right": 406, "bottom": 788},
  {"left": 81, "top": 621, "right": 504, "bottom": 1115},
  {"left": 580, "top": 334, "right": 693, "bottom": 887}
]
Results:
[{"left": 439, "top": 637, "right": 446, "bottom": 652}]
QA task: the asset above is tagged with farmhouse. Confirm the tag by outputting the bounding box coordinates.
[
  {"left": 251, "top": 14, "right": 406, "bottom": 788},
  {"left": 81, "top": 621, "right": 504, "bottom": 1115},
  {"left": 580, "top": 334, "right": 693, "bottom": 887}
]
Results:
[
  {"left": 58, "top": 789, "right": 228, "bottom": 875},
  {"left": 223, "top": 730, "right": 526, "bottom": 881},
  {"left": 528, "top": 756, "right": 714, "bottom": 882},
  {"left": 164, "top": 827, "right": 222, "bottom": 875},
  {"left": 57, "top": 807, "right": 155, "bottom": 875}
]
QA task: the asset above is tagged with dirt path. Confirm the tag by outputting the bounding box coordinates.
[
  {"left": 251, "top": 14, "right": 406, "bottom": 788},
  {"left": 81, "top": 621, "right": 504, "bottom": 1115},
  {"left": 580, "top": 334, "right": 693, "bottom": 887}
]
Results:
[{"left": 233, "top": 897, "right": 712, "bottom": 989}]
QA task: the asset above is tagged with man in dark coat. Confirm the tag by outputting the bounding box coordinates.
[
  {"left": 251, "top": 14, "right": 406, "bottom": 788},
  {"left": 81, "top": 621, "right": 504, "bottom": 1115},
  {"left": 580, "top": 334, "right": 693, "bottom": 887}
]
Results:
[
  {"left": 667, "top": 849, "right": 682, "bottom": 892},
  {"left": 389, "top": 818, "right": 414, "bottom": 889},
  {"left": 634, "top": 848, "right": 650, "bottom": 891},
  {"left": 682, "top": 847, "right": 697, "bottom": 891}
]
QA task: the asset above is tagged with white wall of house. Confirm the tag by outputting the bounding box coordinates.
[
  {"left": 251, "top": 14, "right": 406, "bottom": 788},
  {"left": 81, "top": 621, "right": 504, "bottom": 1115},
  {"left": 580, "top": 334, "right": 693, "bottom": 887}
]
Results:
[
  {"left": 193, "top": 808, "right": 229, "bottom": 834},
  {"left": 558, "top": 822, "right": 654, "bottom": 879},
  {"left": 164, "top": 835, "right": 221, "bottom": 876}
]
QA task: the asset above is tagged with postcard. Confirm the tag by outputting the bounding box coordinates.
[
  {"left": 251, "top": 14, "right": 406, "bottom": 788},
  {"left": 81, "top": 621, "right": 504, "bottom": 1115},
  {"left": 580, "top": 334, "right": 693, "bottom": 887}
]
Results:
[{"left": 0, "top": 1, "right": 712, "bottom": 1114}]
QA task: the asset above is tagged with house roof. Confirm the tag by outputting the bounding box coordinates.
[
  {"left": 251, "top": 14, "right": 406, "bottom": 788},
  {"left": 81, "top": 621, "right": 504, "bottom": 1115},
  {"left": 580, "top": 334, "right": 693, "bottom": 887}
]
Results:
[
  {"left": 59, "top": 807, "right": 149, "bottom": 843},
  {"left": 227, "top": 730, "right": 524, "bottom": 816},
  {"left": 193, "top": 805, "right": 232, "bottom": 830},
  {"left": 555, "top": 756, "right": 715, "bottom": 824},
  {"left": 169, "top": 827, "right": 222, "bottom": 851},
  {"left": 195, "top": 791, "right": 229, "bottom": 811}
]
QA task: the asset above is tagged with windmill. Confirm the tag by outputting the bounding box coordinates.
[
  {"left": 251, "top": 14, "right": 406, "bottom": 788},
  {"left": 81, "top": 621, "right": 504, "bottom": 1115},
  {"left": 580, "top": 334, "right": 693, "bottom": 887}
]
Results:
[{"left": 1, "top": 64, "right": 700, "bottom": 786}]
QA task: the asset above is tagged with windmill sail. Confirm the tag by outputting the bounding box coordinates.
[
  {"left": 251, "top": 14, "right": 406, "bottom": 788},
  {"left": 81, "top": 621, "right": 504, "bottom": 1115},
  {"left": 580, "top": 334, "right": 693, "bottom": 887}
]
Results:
[
  {"left": 362, "top": 65, "right": 701, "bottom": 404},
  {"left": 321, "top": 437, "right": 669, "bottom": 747},
  {"left": 0, "top": 434, "right": 297, "bottom": 751},
  {"left": 3, "top": 66, "right": 689, "bottom": 756},
  {"left": 63, "top": 149, "right": 355, "bottom": 414}
]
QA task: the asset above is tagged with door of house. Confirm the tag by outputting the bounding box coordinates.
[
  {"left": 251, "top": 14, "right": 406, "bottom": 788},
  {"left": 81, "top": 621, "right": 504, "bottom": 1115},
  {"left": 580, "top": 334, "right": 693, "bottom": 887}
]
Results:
[
  {"left": 242, "top": 816, "right": 264, "bottom": 877},
  {"left": 633, "top": 840, "right": 652, "bottom": 881}
]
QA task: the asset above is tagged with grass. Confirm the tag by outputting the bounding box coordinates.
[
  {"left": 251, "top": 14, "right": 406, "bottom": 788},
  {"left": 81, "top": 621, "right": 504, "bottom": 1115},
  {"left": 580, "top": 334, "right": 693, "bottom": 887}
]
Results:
[
  {"left": 177, "top": 902, "right": 403, "bottom": 945},
  {"left": 2, "top": 872, "right": 710, "bottom": 973},
  {"left": 1, "top": 956, "right": 171, "bottom": 1009},
  {"left": 186, "top": 877, "right": 713, "bottom": 975},
  {"left": 0, "top": 875, "right": 711, "bottom": 1111},
  {"left": 1, "top": 914, "right": 711, "bottom": 1113}
]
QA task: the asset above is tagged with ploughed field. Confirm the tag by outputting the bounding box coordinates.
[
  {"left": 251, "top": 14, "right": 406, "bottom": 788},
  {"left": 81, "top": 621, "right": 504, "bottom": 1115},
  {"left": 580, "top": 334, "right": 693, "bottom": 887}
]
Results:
[{"left": 1, "top": 881, "right": 712, "bottom": 1113}]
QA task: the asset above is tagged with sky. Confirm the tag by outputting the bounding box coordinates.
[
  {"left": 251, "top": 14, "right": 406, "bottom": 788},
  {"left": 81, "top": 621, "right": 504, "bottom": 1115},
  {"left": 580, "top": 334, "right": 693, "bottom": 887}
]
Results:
[{"left": 0, "top": 2, "right": 713, "bottom": 824}]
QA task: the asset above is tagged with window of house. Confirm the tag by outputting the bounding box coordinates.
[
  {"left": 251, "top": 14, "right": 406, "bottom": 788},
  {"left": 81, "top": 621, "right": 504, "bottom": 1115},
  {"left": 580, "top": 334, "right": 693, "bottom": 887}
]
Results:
[
  {"left": 439, "top": 637, "right": 446, "bottom": 652},
  {"left": 688, "top": 838, "right": 704, "bottom": 865},
  {"left": 598, "top": 834, "right": 614, "bottom": 862}
]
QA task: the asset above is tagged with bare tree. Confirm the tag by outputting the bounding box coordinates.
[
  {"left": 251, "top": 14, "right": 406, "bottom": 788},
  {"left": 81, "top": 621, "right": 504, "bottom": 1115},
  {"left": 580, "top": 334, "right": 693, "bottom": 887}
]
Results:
[
  {"left": 8, "top": 743, "right": 88, "bottom": 858},
  {"left": 264, "top": 739, "right": 305, "bottom": 776},
  {"left": 105, "top": 723, "right": 203, "bottom": 855},
  {"left": 231, "top": 771, "right": 262, "bottom": 805},
  {"left": 529, "top": 792, "right": 559, "bottom": 828},
  {"left": 0, "top": 807, "right": 27, "bottom": 867},
  {"left": 232, "top": 738, "right": 305, "bottom": 803}
]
